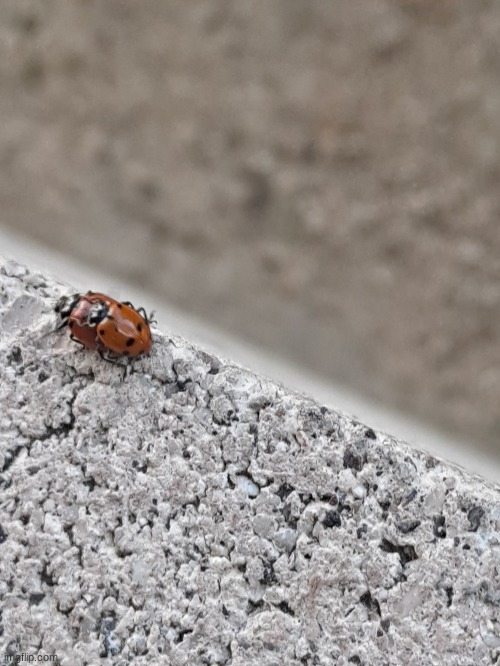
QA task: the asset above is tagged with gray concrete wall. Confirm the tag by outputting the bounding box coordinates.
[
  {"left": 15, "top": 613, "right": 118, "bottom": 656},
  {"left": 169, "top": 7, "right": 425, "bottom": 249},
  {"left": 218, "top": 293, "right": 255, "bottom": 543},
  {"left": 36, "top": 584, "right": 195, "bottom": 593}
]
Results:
[
  {"left": 1, "top": 259, "right": 499, "bottom": 665},
  {"left": 1, "top": 0, "right": 500, "bottom": 461}
]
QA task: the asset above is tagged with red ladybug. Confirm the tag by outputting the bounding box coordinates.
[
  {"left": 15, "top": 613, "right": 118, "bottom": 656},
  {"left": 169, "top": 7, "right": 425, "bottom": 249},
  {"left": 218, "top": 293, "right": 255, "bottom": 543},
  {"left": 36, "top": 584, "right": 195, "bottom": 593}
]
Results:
[
  {"left": 55, "top": 292, "right": 105, "bottom": 350},
  {"left": 55, "top": 291, "right": 153, "bottom": 359}
]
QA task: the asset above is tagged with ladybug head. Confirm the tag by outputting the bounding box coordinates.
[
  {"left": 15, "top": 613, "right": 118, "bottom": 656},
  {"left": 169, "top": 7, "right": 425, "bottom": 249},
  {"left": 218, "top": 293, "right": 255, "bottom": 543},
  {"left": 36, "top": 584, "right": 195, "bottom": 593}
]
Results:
[
  {"left": 87, "top": 301, "right": 109, "bottom": 325},
  {"left": 55, "top": 293, "right": 82, "bottom": 323}
]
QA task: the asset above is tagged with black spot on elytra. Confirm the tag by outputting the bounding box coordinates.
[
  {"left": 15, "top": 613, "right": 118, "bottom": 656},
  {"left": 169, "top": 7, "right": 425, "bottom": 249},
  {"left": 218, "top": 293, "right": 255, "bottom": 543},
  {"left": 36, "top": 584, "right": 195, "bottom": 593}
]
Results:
[
  {"left": 100, "top": 329, "right": 106, "bottom": 336},
  {"left": 136, "top": 322, "right": 143, "bottom": 332},
  {"left": 126, "top": 338, "right": 135, "bottom": 347},
  {"left": 117, "top": 303, "right": 123, "bottom": 309}
]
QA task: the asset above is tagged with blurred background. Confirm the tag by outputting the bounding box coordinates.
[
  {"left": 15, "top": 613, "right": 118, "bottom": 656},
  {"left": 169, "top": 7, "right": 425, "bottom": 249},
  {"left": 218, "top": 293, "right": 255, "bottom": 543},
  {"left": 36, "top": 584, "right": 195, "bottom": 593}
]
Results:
[{"left": 1, "top": 0, "right": 499, "bottom": 473}]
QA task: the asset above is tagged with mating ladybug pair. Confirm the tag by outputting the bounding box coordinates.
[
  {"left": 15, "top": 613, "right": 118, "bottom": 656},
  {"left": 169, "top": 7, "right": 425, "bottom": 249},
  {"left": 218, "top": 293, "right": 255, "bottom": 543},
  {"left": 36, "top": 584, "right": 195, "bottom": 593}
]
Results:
[{"left": 55, "top": 291, "right": 154, "bottom": 361}]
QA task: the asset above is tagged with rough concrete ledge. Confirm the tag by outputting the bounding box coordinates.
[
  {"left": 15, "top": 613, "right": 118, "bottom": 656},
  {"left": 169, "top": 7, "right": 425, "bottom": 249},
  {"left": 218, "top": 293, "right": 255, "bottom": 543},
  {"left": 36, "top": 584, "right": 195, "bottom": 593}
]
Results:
[{"left": 0, "top": 258, "right": 499, "bottom": 666}]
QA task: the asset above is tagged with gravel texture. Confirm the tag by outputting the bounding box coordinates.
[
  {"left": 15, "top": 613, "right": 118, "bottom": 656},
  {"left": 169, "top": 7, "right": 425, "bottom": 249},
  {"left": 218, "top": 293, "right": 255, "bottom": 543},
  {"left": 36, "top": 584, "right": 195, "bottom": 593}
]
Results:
[{"left": 0, "top": 259, "right": 499, "bottom": 666}]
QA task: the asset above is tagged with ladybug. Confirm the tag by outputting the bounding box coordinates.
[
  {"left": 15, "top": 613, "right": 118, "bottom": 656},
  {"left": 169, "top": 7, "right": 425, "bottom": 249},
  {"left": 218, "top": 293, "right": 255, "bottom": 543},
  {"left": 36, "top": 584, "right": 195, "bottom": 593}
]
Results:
[
  {"left": 55, "top": 292, "right": 106, "bottom": 350},
  {"left": 55, "top": 291, "right": 154, "bottom": 359}
]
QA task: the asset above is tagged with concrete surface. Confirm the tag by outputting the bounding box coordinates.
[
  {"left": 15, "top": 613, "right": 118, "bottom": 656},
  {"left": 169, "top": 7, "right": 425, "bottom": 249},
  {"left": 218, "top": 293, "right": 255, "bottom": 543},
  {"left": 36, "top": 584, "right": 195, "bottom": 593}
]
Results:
[
  {"left": 2, "top": 226, "right": 499, "bottom": 485},
  {"left": 2, "top": 0, "right": 500, "bottom": 460},
  {"left": 1, "top": 259, "right": 499, "bottom": 666}
]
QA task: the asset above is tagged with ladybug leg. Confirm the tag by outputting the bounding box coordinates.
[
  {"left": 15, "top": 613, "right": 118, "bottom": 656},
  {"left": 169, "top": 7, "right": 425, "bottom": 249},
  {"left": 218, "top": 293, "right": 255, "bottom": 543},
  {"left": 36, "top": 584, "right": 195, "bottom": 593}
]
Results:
[
  {"left": 122, "top": 361, "right": 133, "bottom": 381},
  {"left": 139, "top": 307, "right": 156, "bottom": 324},
  {"left": 98, "top": 349, "right": 121, "bottom": 365},
  {"left": 98, "top": 349, "right": 130, "bottom": 381},
  {"left": 121, "top": 301, "right": 156, "bottom": 325},
  {"left": 69, "top": 334, "right": 87, "bottom": 348},
  {"left": 137, "top": 307, "right": 156, "bottom": 324}
]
